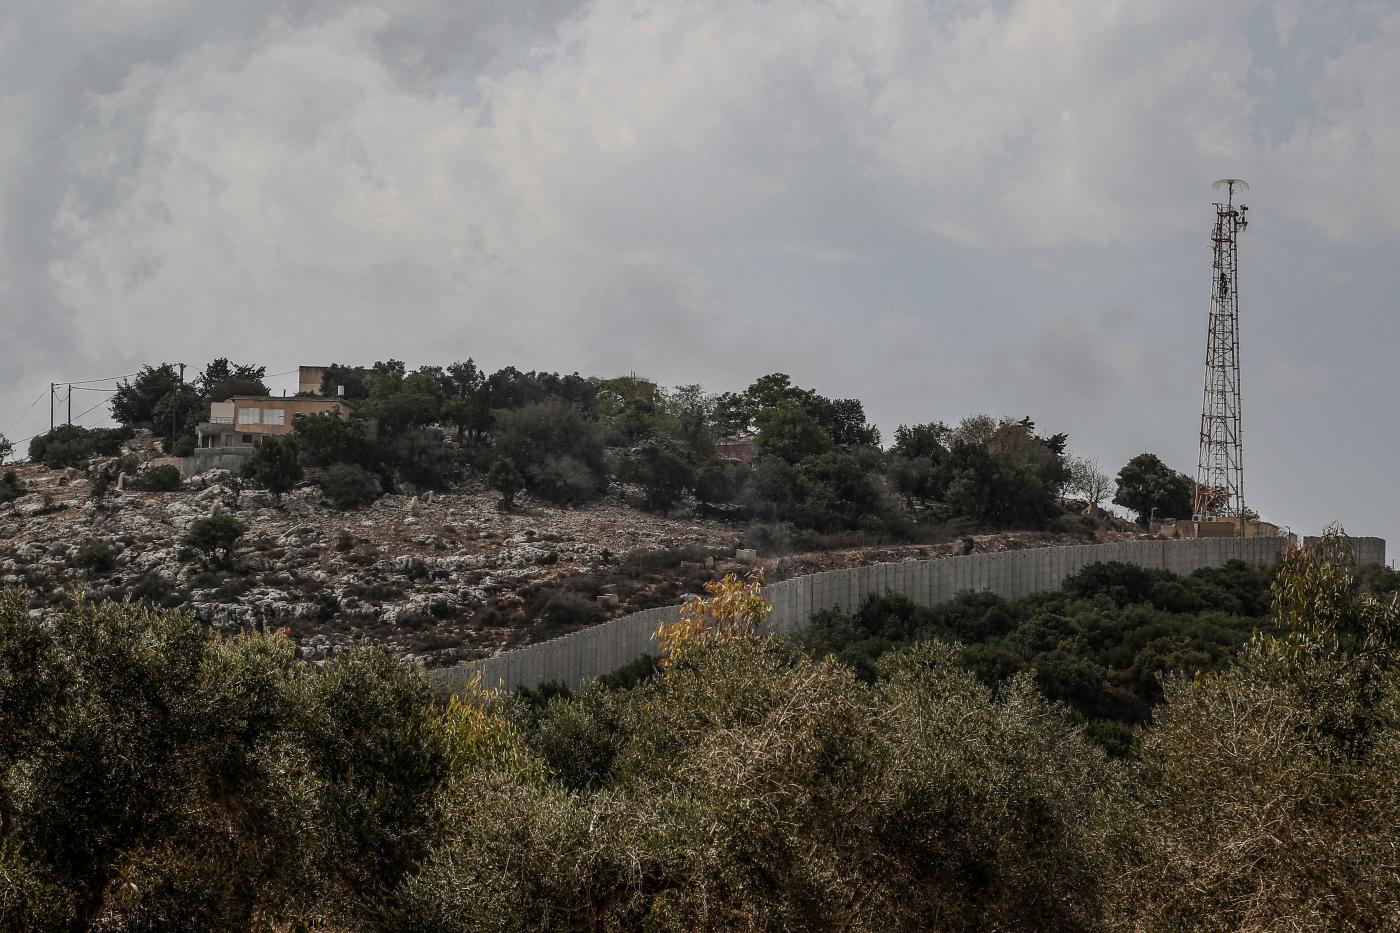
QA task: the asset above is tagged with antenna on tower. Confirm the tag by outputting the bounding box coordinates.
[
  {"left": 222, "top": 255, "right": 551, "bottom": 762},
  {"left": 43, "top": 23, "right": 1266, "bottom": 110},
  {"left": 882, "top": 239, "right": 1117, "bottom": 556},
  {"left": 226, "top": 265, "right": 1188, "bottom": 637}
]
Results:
[
  {"left": 1194, "top": 179, "right": 1250, "bottom": 533},
  {"left": 1212, "top": 177, "right": 1248, "bottom": 197}
]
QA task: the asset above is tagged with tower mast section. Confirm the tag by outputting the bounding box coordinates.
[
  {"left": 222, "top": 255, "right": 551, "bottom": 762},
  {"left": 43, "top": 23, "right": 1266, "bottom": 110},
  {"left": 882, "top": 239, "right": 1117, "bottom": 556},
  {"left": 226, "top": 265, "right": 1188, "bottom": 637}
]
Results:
[{"left": 1194, "top": 179, "right": 1249, "bottom": 532}]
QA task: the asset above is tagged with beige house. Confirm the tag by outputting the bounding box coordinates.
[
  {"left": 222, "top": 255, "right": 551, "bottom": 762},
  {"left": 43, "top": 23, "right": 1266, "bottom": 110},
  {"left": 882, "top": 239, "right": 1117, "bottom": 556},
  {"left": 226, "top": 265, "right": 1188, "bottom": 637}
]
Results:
[{"left": 198, "top": 396, "right": 352, "bottom": 449}]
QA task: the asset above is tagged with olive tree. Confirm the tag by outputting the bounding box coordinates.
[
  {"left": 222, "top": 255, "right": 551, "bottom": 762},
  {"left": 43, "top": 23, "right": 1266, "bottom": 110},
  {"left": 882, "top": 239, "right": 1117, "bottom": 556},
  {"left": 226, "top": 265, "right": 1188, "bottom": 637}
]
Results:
[{"left": 182, "top": 514, "right": 248, "bottom": 569}]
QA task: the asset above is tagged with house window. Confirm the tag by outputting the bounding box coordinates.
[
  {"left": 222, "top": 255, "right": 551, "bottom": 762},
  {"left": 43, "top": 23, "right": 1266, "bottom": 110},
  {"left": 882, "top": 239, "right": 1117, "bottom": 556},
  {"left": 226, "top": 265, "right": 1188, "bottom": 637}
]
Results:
[
  {"left": 237, "top": 408, "right": 261, "bottom": 425},
  {"left": 241, "top": 434, "right": 253, "bottom": 445},
  {"left": 264, "top": 408, "right": 285, "bottom": 426}
]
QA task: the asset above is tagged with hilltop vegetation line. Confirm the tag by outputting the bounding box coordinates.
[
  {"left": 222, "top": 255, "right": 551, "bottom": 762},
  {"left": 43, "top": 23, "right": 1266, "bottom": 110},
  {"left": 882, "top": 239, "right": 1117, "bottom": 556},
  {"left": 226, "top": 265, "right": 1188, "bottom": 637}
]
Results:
[{"left": 5, "top": 359, "right": 1199, "bottom": 535}]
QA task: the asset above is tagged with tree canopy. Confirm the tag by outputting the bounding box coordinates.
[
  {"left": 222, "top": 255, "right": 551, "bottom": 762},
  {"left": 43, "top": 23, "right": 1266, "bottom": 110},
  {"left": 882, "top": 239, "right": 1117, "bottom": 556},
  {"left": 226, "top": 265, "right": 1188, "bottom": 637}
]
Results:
[{"left": 1113, "top": 453, "right": 1195, "bottom": 524}]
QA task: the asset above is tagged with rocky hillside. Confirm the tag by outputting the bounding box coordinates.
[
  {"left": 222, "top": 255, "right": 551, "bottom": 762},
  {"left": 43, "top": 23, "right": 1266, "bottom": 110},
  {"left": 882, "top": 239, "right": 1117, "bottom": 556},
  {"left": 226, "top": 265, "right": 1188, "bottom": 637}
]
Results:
[{"left": 0, "top": 462, "right": 1138, "bottom": 667}]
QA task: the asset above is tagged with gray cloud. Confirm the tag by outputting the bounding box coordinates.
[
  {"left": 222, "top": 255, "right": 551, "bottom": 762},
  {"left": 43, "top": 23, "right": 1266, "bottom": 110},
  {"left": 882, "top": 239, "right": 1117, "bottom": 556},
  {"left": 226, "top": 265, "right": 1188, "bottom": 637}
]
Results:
[{"left": 2, "top": 0, "right": 1397, "bottom": 545}]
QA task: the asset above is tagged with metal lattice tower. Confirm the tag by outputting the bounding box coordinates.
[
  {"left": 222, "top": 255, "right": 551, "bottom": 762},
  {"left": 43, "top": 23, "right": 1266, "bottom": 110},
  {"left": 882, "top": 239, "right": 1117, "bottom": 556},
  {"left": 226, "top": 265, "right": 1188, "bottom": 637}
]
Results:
[{"left": 1194, "top": 179, "right": 1249, "bottom": 527}]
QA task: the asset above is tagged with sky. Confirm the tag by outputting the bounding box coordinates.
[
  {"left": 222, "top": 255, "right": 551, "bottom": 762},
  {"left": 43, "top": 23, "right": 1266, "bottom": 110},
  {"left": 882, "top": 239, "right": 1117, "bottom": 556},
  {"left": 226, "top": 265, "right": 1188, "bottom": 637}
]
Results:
[{"left": 1, "top": 0, "right": 1396, "bottom": 549}]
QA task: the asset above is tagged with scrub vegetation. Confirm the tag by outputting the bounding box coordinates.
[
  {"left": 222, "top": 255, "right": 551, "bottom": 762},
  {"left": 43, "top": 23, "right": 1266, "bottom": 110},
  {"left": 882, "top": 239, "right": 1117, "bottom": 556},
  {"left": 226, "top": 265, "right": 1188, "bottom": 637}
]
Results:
[{"left": 3, "top": 532, "right": 1397, "bottom": 931}]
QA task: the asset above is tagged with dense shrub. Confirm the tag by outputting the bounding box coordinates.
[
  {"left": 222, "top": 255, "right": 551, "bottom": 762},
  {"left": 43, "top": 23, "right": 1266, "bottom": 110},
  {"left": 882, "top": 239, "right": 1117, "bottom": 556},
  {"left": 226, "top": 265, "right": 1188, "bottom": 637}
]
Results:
[
  {"left": 401, "top": 638, "right": 1122, "bottom": 931},
  {"left": 493, "top": 399, "right": 606, "bottom": 504},
  {"left": 803, "top": 559, "right": 1277, "bottom": 747},
  {"left": 693, "top": 458, "right": 748, "bottom": 506},
  {"left": 0, "top": 592, "right": 447, "bottom": 930},
  {"left": 0, "top": 470, "right": 23, "bottom": 504},
  {"left": 241, "top": 438, "right": 303, "bottom": 495},
  {"left": 487, "top": 458, "right": 524, "bottom": 511},
  {"left": 292, "top": 412, "right": 377, "bottom": 469},
  {"left": 393, "top": 428, "right": 458, "bottom": 490},
  {"left": 28, "top": 425, "right": 132, "bottom": 469},
  {"left": 321, "top": 462, "right": 382, "bottom": 510},
  {"left": 73, "top": 541, "right": 118, "bottom": 573},
  {"left": 2, "top": 534, "right": 1395, "bottom": 929},
  {"left": 618, "top": 440, "right": 695, "bottom": 512},
  {"left": 129, "top": 464, "right": 183, "bottom": 492},
  {"left": 524, "top": 586, "right": 607, "bottom": 633},
  {"left": 182, "top": 514, "right": 248, "bottom": 569}
]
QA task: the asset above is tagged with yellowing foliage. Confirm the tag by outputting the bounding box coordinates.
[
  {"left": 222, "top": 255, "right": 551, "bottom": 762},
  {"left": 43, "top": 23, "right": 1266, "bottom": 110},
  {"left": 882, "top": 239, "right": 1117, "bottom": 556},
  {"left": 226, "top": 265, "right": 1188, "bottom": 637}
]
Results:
[
  {"left": 655, "top": 568, "right": 772, "bottom": 668},
  {"left": 435, "top": 669, "right": 543, "bottom": 784}
]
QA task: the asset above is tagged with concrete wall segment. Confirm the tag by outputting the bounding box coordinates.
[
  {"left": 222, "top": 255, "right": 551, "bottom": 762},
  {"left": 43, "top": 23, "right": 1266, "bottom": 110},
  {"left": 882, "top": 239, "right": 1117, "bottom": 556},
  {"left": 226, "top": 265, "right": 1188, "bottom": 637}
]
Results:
[{"left": 428, "top": 536, "right": 1382, "bottom": 695}]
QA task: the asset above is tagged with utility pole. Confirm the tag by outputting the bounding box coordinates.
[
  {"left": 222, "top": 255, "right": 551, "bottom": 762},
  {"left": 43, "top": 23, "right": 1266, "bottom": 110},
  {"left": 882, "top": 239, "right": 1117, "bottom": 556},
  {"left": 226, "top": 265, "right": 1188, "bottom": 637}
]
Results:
[
  {"left": 1193, "top": 179, "right": 1250, "bottom": 535},
  {"left": 49, "top": 383, "right": 55, "bottom": 433},
  {"left": 171, "top": 362, "right": 186, "bottom": 450},
  {"left": 66, "top": 385, "right": 72, "bottom": 426}
]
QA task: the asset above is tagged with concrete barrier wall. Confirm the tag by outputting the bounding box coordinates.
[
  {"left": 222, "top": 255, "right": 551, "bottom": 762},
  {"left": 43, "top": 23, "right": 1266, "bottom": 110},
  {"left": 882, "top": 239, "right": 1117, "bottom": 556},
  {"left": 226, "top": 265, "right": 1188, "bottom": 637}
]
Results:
[
  {"left": 1303, "top": 535, "right": 1387, "bottom": 569},
  {"left": 428, "top": 535, "right": 1386, "bottom": 695}
]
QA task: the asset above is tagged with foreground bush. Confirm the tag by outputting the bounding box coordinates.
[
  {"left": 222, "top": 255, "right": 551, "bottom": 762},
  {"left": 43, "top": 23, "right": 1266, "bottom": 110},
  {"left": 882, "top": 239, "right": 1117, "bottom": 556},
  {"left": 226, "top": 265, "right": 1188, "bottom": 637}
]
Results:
[
  {"left": 398, "top": 638, "right": 1122, "bottom": 931},
  {"left": 0, "top": 592, "right": 447, "bottom": 931},
  {"left": 2, "top": 533, "right": 1395, "bottom": 931},
  {"left": 1116, "top": 534, "right": 1400, "bottom": 930}
]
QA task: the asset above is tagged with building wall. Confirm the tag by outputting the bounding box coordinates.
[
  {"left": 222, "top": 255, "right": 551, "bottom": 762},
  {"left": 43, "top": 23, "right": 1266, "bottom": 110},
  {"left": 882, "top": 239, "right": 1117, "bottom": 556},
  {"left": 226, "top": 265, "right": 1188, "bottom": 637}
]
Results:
[
  {"left": 428, "top": 535, "right": 1387, "bottom": 695},
  {"left": 298, "top": 366, "right": 327, "bottom": 396},
  {"left": 230, "top": 397, "right": 351, "bottom": 437},
  {"left": 714, "top": 437, "right": 758, "bottom": 463},
  {"left": 185, "top": 448, "right": 253, "bottom": 476}
]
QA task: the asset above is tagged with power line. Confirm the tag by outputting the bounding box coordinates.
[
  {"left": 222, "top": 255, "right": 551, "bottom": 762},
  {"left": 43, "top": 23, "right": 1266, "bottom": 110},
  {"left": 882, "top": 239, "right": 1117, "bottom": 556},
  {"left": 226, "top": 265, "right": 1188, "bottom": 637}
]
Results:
[
  {"left": 61, "top": 371, "right": 142, "bottom": 386},
  {"left": 3, "top": 392, "right": 46, "bottom": 434},
  {"left": 70, "top": 393, "right": 115, "bottom": 423},
  {"left": 7, "top": 390, "right": 115, "bottom": 451}
]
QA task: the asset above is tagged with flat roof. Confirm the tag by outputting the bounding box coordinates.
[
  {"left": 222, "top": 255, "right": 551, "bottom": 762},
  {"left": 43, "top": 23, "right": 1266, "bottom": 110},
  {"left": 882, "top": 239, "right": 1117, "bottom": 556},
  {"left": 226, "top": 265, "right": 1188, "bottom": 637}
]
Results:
[{"left": 226, "top": 395, "right": 347, "bottom": 402}]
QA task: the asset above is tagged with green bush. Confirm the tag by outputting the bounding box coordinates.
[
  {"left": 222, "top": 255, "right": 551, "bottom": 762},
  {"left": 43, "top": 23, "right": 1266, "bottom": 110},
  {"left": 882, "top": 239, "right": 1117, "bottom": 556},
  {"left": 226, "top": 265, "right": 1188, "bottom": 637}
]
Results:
[
  {"left": 129, "top": 464, "right": 183, "bottom": 492},
  {"left": 524, "top": 586, "right": 606, "bottom": 633},
  {"left": 694, "top": 458, "right": 748, "bottom": 506},
  {"left": 28, "top": 425, "right": 133, "bottom": 469},
  {"left": 392, "top": 428, "right": 458, "bottom": 490},
  {"left": 292, "top": 411, "right": 378, "bottom": 468},
  {"left": 619, "top": 441, "right": 695, "bottom": 512},
  {"left": 0, "top": 590, "right": 447, "bottom": 930},
  {"left": 241, "top": 438, "right": 303, "bottom": 495},
  {"left": 493, "top": 399, "right": 606, "bottom": 504},
  {"left": 803, "top": 559, "right": 1276, "bottom": 744},
  {"left": 487, "top": 458, "right": 524, "bottom": 511},
  {"left": 182, "top": 514, "right": 248, "bottom": 568},
  {"left": 321, "top": 462, "right": 381, "bottom": 510},
  {"left": 73, "top": 541, "right": 119, "bottom": 573},
  {"left": 0, "top": 470, "right": 23, "bottom": 504}
]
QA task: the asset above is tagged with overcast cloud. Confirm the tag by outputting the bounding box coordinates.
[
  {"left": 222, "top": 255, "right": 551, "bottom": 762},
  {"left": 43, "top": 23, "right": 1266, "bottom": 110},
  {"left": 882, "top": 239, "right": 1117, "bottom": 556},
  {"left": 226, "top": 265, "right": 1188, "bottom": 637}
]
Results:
[{"left": 2, "top": 0, "right": 1397, "bottom": 546}]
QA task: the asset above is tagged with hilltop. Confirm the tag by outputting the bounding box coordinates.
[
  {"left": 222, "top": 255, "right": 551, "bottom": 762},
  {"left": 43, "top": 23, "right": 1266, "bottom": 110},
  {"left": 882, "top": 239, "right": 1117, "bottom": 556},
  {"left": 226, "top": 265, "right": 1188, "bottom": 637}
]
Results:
[
  {"left": 0, "top": 458, "right": 1136, "bottom": 666},
  {"left": 0, "top": 360, "right": 1167, "bottom": 665}
]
